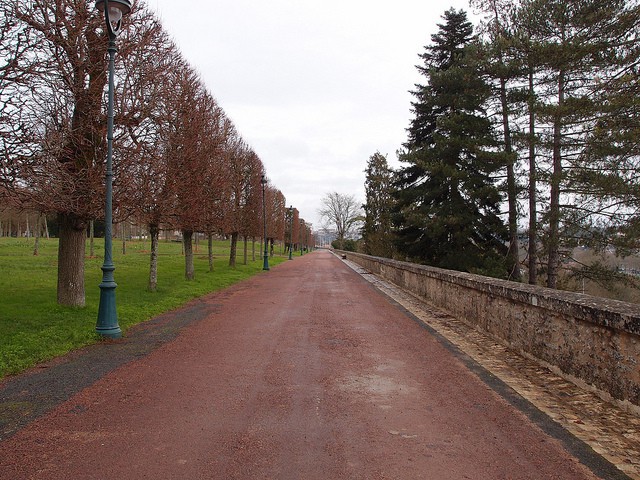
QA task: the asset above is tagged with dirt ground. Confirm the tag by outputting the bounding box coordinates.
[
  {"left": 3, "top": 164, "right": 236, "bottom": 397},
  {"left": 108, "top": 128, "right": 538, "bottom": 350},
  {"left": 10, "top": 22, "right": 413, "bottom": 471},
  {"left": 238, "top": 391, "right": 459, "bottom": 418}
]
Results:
[{"left": 0, "top": 250, "right": 610, "bottom": 479}]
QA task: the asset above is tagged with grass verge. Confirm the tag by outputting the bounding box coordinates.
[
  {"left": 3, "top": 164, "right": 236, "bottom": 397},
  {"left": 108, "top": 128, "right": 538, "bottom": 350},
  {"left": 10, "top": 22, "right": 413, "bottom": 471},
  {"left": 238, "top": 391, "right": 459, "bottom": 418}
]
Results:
[{"left": 0, "top": 237, "right": 287, "bottom": 378}]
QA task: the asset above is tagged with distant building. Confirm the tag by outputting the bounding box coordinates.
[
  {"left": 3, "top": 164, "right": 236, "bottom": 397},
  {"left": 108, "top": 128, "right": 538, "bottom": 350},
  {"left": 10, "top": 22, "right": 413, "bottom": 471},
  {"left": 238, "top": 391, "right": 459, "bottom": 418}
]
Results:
[{"left": 314, "top": 228, "right": 337, "bottom": 247}]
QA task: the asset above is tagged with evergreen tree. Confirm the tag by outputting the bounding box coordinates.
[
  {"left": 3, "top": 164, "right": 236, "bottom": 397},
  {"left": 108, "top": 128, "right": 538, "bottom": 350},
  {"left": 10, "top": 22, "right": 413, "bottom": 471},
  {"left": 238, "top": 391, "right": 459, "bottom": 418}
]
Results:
[
  {"left": 507, "top": 0, "right": 547, "bottom": 286},
  {"left": 584, "top": 64, "right": 640, "bottom": 257},
  {"left": 566, "top": 0, "right": 640, "bottom": 259},
  {"left": 363, "top": 152, "right": 394, "bottom": 258},
  {"left": 473, "top": 0, "right": 522, "bottom": 282},
  {"left": 393, "top": 8, "right": 509, "bottom": 277},
  {"left": 518, "top": 0, "right": 640, "bottom": 289}
]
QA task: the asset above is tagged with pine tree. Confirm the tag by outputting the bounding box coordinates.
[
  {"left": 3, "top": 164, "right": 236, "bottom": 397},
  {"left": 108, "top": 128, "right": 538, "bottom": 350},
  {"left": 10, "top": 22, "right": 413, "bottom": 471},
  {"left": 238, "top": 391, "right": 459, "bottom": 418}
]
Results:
[
  {"left": 393, "top": 8, "right": 509, "bottom": 277},
  {"left": 518, "top": 0, "right": 640, "bottom": 289},
  {"left": 473, "top": 0, "right": 522, "bottom": 282},
  {"left": 363, "top": 152, "right": 394, "bottom": 258}
]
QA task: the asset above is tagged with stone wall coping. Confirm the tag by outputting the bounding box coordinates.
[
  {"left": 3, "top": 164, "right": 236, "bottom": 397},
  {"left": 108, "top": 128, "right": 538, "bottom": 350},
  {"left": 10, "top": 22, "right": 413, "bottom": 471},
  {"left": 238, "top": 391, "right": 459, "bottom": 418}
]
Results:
[{"left": 345, "top": 251, "right": 640, "bottom": 336}]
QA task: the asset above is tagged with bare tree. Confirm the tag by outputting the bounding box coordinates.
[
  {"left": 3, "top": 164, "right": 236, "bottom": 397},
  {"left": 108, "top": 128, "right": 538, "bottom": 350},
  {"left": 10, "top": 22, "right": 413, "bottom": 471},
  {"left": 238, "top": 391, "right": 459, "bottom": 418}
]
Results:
[
  {"left": 0, "top": 0, "right": 182, "bottom": 302},
  {"left": 199, "top": 108, "right": 230, "bottom": 273},
  {"left": 114, "top": 8, "right": 181, "bottom": 291},
  {"left": 289, "top": 207, "right": 299, "bottom": 253},
  {"left": 265, "top": 186, "right": 286, "bottom": 257},
  {"left": 238, "top": 151, "right": 263, "bottom": 265},
  {"left": 221, "top": 135, "right": 264, "bottom": 268},
  {"left": 1, "top": 0, "right": 278, "bottom": 298},
  {"left": 0, "top": 0, "right": 109, "bottom": 306},
  {"left": 318, "top": 192, "right": 363, "bottom": 249},
  {"left": 170, "top": 68, "right": 201, "bottom": 280}
]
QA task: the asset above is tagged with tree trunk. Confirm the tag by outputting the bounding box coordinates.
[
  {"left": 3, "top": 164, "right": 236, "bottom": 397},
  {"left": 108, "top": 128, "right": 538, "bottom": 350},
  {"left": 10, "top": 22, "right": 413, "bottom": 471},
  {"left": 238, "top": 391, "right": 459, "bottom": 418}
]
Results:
[
  {"left": 229, "top": 232, "right": 238, "bottom": 268},
  {"left": 252, "top": 237, "right": 256, "bottom": 262},
  {"left": 148, "top": 223, "right": 159, "bottom": 292},
  {"left": 89, "top": 220, "right": 95, "bottom": 257},
  {"left": 183, "top": 229, "right": 195, "bottom": 280},
  {"left": 43, "top": 215, "right": 50, "bottom": 239},
  {"left": 57, "top": 213, "right": 86, "bottom": 306},
  {"left": 547, "top": 70, "right": 565, "bottom": 289},
  {"left": 33, "top": 213, "right": 41, "bottom": 256},
  {"left": 527, "top": 67, "right": 538, "bottom": 286},
  {"left": 243, "top": 235, "right": 248, "bottom": 265},
  {"left": 499, "top": 75, "right": 521, "bottom": 282},
  {"left": 121, "top": 222, "right": 127, "bottom": 255},
  {"left": 208, "top": 234, "right": 214, "bottom": 272}
]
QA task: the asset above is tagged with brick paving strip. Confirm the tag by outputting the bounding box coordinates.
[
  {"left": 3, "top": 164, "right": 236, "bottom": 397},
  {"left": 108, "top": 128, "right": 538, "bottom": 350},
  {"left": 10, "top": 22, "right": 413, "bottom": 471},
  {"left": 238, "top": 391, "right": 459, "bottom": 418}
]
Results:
[
  {"left": 0, "top": 249, "right": 633, "bottom": 479},
  {"left": 345, "top": 258, "right": 640, "bottom": 479}
]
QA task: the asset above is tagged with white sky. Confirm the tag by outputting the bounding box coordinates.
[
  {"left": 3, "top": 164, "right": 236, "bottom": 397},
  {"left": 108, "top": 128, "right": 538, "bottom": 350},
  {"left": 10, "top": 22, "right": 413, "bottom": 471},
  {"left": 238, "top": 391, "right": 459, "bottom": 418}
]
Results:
[{"left": 147, "top": 0, "right": 476, "bottom": 227}]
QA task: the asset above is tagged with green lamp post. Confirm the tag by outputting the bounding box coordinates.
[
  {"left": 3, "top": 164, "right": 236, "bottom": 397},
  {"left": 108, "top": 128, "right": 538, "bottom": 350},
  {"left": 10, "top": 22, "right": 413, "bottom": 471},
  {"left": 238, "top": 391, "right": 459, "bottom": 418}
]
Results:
[
  {"left": 288, "top": 206, "right": 293, "bottom": 260},
  {"left": 95, "top": 0, "right": 132, "bottom": 338},
  {"left": 261, "top": 174, "right": 270, "bottom": 271},
  {"left": 299, "top": 220, "right": 304, "bottom": 256}
]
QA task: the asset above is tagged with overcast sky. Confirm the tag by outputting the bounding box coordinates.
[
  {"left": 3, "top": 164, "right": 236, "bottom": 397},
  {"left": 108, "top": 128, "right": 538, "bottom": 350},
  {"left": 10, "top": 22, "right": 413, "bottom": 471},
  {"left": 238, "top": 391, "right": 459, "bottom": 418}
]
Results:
[{"left": 147, "top": 0, "right": 476, "bottom": 228}]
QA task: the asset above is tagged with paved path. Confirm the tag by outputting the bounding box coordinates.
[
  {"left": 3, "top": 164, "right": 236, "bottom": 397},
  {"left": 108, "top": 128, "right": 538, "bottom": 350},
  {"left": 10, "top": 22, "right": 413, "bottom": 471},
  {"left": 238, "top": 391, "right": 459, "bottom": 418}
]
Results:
[{"left": 0, "top": 250, "right": 625, "bottom": 479}]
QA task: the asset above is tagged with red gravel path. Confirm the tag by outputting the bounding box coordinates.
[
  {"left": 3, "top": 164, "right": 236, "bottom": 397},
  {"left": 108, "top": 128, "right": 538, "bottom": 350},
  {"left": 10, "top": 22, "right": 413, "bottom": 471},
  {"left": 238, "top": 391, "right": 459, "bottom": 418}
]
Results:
[{"left": 0, "top": 250, "right": 599, "bottom": 479}]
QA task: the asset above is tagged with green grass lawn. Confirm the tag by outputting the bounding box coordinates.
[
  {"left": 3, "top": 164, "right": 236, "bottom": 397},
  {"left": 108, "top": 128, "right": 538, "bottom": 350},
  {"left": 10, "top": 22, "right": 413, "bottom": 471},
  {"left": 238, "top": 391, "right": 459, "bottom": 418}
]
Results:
[{"left": 0, "top": 236, "right": 287, "bottom": 378}]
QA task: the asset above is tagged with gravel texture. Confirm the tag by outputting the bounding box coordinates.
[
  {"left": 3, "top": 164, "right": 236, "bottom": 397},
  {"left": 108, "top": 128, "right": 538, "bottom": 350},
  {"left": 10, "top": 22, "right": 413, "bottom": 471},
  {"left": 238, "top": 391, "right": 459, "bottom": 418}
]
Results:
[{"left": 0, "top": 250, "right": 613, "bottom": 479}]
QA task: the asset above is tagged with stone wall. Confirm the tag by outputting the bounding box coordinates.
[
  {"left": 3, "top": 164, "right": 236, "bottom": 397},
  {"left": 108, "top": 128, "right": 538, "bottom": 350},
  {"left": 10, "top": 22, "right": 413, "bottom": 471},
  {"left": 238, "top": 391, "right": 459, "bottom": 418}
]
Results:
[{"left": 345, "top": 251, "right": 640, "bottom": 412}]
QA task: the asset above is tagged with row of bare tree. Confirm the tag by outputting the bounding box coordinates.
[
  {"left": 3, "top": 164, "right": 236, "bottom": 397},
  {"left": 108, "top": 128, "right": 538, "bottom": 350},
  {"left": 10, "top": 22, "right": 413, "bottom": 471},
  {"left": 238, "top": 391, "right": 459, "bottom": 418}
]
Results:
[{"left": 0, "top": 0, "right": 313, "bottom": 305}]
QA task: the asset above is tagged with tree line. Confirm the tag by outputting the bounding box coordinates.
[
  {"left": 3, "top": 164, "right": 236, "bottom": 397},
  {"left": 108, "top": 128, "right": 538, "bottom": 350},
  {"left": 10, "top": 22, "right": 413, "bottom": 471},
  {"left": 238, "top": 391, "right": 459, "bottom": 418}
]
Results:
[
  {"left": 0, "top": 0, "right": 313, "bottom": 306},
  {"left": 363, "top": 0, "right": 640, "bottom": 291}
]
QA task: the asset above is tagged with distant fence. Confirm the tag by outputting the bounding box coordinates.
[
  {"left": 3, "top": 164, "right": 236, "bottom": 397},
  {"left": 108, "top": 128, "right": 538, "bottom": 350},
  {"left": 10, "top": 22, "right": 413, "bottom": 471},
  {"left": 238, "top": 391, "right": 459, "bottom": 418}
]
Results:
[{"left": 343, "top": 251, "right": 640, "bottom": 413}]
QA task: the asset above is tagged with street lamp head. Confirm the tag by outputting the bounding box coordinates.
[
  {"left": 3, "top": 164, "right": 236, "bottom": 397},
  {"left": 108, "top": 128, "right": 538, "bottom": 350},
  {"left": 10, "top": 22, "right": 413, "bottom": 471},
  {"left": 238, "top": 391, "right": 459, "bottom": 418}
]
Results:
[
  {"left": 261, "top": 174, "right": 267, "bottom": 186},
  {"left": 96, "top": 0, "right": 132, "bottom": 37}
]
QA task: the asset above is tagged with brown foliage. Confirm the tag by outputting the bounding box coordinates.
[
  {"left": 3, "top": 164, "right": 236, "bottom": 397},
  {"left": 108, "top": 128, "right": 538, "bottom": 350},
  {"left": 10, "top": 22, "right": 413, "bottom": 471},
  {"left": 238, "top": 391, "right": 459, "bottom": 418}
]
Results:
[{"left": 0, "top": 0, "right": 295, "bottom": 297}]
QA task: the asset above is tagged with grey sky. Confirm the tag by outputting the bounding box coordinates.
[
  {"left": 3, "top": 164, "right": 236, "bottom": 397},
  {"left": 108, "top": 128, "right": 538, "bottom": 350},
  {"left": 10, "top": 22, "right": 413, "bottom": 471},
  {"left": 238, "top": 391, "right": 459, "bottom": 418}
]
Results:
[{"left": 148, "top": 0, "right": 475, "bottom": 227}]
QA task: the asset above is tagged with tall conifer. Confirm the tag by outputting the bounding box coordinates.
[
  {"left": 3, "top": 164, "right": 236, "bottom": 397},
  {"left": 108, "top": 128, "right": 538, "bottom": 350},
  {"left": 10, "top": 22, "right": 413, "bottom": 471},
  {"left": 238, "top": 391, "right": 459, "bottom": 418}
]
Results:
[
  {"left": 517, "top": 0, "right": 640, "bottom": 288},
  {"left": 363, "top": 152, "right": 394, "bottom": 257},
  {"left": 393, "top": 9, "right": 508, "bottom": 277}
]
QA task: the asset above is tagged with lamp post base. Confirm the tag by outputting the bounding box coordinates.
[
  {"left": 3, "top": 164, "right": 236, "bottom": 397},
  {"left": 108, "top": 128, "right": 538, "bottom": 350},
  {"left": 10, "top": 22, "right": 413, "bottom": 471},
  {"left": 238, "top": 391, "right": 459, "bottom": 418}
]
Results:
[
  {"left": 263, "top": 253, "right": 270, "bottom": 271},
  {"left": 96, "top": 279, "right": 122, "bottom": 338}
]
